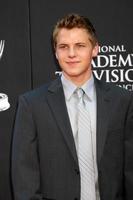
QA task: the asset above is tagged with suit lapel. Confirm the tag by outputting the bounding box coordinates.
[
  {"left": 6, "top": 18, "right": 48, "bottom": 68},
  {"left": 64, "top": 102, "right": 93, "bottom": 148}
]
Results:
[
  {"left": 45, "top": 77, "right": 111, "bottom": 168},
  {"left": 95, "top": 79, "right": 111, "bottom": 166},
  {"left": 46, "top": 77, "right": 79, "bottom": 166}
]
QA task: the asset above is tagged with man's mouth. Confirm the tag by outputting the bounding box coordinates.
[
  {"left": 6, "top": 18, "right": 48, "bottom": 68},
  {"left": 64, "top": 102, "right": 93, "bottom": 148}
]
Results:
[{"left": 66, "top": 61, "right": 80, "bottom": 64}]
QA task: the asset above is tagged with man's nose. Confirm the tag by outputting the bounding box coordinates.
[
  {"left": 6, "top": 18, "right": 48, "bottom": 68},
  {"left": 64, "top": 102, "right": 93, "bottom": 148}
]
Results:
[{"left": 68, "top": 47, "right": 76, "bottom": 57}]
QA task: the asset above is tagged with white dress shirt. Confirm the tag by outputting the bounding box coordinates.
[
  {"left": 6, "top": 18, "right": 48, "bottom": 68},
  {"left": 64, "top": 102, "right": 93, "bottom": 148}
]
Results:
[{"left": 61, "top": 73, "right": 100, "bottom": 200}]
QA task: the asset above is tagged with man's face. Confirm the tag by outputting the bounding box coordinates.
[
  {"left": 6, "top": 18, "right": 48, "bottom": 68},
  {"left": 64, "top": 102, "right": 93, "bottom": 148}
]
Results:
[{"left": 55, "top": 28, "right": 98, "bottom": 82}]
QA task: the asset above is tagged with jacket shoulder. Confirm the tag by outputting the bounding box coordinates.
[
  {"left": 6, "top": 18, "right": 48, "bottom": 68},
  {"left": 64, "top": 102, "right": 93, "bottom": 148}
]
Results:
[
  {"left": 95, "top": 78, "right": 133, "bottom": 99},
  {"left": 19, "top": 78, "right": 59, "bottom": 104}
]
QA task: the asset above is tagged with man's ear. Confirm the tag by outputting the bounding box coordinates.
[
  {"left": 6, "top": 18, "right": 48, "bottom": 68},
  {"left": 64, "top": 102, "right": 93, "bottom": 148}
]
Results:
[
  {"left": 92, "top": 43, "right": 99, "bottom": 57},
  {"left": 55, "top": 51, "right": 58, "bottom": 60}
]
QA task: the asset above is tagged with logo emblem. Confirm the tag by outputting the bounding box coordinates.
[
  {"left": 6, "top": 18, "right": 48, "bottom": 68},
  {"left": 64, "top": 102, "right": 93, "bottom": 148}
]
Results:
[
  {"left": 0, "top": 93, "right": 10, "bottom": 111},
  {"left": 0, "top": 40, "right": 5, "bottom": 60},
  {"left": 0, "top": 40, "right": 10, "bottom": 111}
]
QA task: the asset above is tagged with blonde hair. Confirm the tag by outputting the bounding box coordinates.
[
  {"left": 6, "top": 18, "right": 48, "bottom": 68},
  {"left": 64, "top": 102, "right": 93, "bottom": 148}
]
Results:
[{"left": 52, "top": 13, "right": 98, "bottom": 48}]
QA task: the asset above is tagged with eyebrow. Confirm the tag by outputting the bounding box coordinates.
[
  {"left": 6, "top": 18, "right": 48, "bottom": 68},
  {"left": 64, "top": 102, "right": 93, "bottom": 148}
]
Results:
[{"left": 57, "top": 42, "right": 86, "bottom": 46}]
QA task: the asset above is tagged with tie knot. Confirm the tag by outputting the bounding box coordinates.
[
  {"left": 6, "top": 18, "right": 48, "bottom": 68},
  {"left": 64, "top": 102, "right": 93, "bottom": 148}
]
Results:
[{"left": 76, "top": 88, "right": 84, "bottom": 99}]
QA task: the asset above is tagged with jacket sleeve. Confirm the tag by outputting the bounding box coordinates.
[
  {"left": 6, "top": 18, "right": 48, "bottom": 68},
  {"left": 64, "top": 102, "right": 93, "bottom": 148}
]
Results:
[
  {"left": 124, "top": 93, "right": 133, "bottom": 200},
  {"left": 12, "top": 95, "right": 43, "bottom": 200}
]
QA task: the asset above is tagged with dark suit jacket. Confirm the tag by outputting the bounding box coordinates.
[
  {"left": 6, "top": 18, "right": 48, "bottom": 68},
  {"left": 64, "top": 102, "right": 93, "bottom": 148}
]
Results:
[{"left": 12, "top": 77, "right": 133, "bottom": 200}]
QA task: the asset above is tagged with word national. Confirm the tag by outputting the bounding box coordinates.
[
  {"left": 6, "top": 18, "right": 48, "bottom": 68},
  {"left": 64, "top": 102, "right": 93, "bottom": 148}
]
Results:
[{"left": 99, "top": 45, "right": 126, "bottom": 53}]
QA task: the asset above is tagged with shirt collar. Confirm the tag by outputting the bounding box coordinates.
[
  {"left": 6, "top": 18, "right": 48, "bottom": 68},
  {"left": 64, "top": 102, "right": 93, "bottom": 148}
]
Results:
[
  {"left": 61, "top": 74, "right": 77, "bottom": 100},
  {"left": 82, "top": 75, "right": 95, "bottom": 101},
  {"left": 61, "top": 73, "right": 95, "bottom": 101}
]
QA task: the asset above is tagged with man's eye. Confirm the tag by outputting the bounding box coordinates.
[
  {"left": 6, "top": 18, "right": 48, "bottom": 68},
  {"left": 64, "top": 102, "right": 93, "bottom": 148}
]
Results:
[
  {"left": 58, "top": 45, "right": 67, "bottom": 49},
  {"left": 77, "top": 44, "right": 85, "bottom": 47}
]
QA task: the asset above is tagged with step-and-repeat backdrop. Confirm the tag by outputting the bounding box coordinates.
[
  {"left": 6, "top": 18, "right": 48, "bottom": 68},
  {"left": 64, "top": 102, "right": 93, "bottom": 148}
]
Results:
[{"left": 0, "top": 0, "right": 133, "bottom": 199}]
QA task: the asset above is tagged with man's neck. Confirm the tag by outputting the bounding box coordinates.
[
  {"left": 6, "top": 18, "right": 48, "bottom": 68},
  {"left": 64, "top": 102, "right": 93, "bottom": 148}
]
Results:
[{"left": 62, "top": 71, "right": 92, "bottom": 87}]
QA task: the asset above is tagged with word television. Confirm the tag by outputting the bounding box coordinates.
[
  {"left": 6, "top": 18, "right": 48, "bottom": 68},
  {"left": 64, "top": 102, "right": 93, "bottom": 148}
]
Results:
[{"left": 92, "top": 45, "right": 133, "bottom": 91}]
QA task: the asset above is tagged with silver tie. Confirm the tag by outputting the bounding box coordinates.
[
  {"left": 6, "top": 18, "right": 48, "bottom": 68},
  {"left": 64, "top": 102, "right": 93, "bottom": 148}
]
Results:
[{"left": 76, "top": 88, "right": 96, "bottom": 200}]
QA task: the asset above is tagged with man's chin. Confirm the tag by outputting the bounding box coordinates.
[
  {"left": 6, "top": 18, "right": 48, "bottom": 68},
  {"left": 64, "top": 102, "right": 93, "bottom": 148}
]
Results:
[{"left": 63, "top": 71, "right": 81, "bottom": 78}]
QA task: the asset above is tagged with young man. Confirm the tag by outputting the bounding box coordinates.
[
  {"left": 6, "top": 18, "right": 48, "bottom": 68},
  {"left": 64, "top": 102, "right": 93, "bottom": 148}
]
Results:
[{"left": 12, "top": 14, "right": 133, "bottom": 200}]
